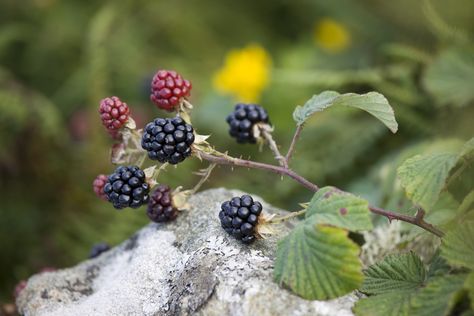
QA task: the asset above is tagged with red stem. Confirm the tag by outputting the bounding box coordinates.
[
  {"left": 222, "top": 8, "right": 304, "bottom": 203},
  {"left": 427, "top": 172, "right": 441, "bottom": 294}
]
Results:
[{"left": 197, "top": 151, "right": 444, "bottom": 237}]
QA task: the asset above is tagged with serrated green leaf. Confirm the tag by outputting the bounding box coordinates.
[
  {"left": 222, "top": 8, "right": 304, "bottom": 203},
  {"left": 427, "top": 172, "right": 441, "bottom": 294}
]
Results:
[
  {"left": 397, "top": 152, "right": 459, "bottom": 210},
  {"left": 466, "top": 272, "right": 474, "bottom": 310},
  {"left": 354, "top": 274, "right": 466, "bottom": 316},
  {"left": 427, "top": 252, "right": 451, "bottom": 279},
  {"left": 292, "top": 91, "right": 398, "bottom": 133},
  {"left": 305, "top": 186, "right": 373, "bottom": 231},
  {"left": 274, "top": 223, "right": 363, "bottom": 300},
  {"left": 361, "top": 252, "right": 427, "bottom": 295},
  {"left": 354, "top": 291, "right": 412, "bottom": 316},
  {"left": 441, "top": 221, "right": 474, "bottom": 269},
  {"left": 410, "top": 274, "right": 466, "bottom": 316},
  {"left": 423, "top": 47, "right": 474, "bottom": 107}
]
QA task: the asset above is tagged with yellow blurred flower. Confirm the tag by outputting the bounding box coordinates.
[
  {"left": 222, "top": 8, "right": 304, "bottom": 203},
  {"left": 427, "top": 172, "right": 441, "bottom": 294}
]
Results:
[
  {"left": 213, "top": 44, "right": 271, "bottom": 103},
  {"left": 314, "top": 18, "right": 351, "bottom": 53}
]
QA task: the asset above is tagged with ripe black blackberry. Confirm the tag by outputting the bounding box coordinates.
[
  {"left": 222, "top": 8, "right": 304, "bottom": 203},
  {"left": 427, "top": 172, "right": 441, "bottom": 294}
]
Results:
[
  {"left": 141, "top": 116, "right": 195, "bottom": 164},
  {"left": 103, "top": 165, "right": 150, "bottom": 209},
  {"left": 147, "top": 184, "right": 178, "bottom": 222},
  {"left": 219, "top": 194, "right": 262, "bottom": 243},
  {"left": 89, "top": 242, "right": 110, "bottom": 259},
  {"left": 226, "top": 104, "right": 270, "bottom": 143}
]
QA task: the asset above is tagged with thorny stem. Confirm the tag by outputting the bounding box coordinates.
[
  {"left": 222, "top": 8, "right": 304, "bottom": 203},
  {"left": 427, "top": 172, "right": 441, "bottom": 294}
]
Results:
[
  {"left": 197, "top": 149, "right": 445, "bottom": 237},
  {"left": 369, "top": 206, "right": 444, "bottom": 237},
  {"left": 285, "top": 124, "right": 303, "bottom": 166},
  {"left": 198, "top": 151, "right": 319, "bottom": 192},
  {"left": 260, "top": 127, "right": 288, "bottom": 168}
]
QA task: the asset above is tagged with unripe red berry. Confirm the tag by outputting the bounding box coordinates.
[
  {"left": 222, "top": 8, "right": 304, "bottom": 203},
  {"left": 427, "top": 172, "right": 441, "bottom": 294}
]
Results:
[
  {"left": 99, "top": 96, "right": 130, "bottom": 132},
  {"left": 13, "top": 280, "right": 27, "bottom": 298},
  {"left": 150, "top": 70, "right": 192, "bottom": 111},
  {"left": 93, "top": 174, "right": 108, "bottom": 200}
]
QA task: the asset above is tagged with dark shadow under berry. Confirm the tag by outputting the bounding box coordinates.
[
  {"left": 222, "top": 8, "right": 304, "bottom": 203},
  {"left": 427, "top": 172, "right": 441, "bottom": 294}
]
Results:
[{"left": 89, "top": 242, "right": 110, "bottom": 259}]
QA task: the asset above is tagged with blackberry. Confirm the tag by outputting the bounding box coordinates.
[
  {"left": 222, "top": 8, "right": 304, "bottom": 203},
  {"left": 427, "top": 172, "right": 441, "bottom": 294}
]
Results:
[
  {"left": 93, "top": 174, "right": 108, "bottom": 200},
  {"left": 103, "top": 165, "right": 150, "bottom": 209},
  {"left": 219, "top": 194, "right": 262, "bottom": 243},
  {"left": 99, "top": 96, "right": 130, "bottom": 132},
  {"left": 141, "top": 116, "right": 195, "bottom": 164},
  {"left": 147, "top": 184, "right": 178, "bottom": 222},
  {"left": 89, "top": 242, "right": 110, "bottom": 259},
  {"left": 150, "top": 70, "right": 192, "bottom": 111},
  {"left": 226, "top": 103, "right": 270, "bottom": 143}
]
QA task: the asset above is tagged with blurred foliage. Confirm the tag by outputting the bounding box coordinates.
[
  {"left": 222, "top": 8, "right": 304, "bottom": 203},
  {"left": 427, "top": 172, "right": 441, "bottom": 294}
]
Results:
[{"left": 0, "top": 0, "right": 473, "bottom": 305}]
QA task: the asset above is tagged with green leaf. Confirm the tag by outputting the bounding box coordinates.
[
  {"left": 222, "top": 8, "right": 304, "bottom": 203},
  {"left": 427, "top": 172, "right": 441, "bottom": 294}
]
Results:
[
  {"left": 354, "top": 291, "right": 412, "bottom": 316},
  {"left": 466, "top": 272, "right": 474, "bottom": 310},
  {"left": 458, "top": 191, "right": 474, "bottom": 217},
  {"left": 305, "top": 186, "right": 373, "bottom": 231},
  {"left": 354, "top": 274, "right": 466, "bottom": 316},
  {"left": 292, "top": 91, "right": 340, "bottom": 124},
  {"left": 397, "top": 152, "right": 459, "bottom": 210},
  {"left": 361, "top": 252, "right": 427, "bottom": 295},
  {"left": 459, "top": 137, "right": 474, "bottom": 161},
  {"left": 441, "top": 221, "right": 474, "bottom": 269},
  {"left": 427, "top": 252, "right": 451, "bottom": 279},
  {"left": 410, "top": 274, "right": 466, "bottom": 316},
  {"left": 423, "top": 47, "right": 474, "bottom": 107},
  {"left": 293, "top": 91, "right": 398, "bottom": 133},
  {"left": 274, "top": 223, "right": 363, "bottom": 300}
]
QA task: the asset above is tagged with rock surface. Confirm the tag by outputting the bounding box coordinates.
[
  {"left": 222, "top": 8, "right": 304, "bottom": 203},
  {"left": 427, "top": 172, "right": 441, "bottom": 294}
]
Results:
[{"left": 17, "top": 188, "right": 359, "bottom": 316}]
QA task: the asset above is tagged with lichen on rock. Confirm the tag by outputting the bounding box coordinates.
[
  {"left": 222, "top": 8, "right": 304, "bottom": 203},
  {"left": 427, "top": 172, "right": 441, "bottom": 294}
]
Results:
[{"left": 17, "top": 188, "right": 359, "bottom": 316}]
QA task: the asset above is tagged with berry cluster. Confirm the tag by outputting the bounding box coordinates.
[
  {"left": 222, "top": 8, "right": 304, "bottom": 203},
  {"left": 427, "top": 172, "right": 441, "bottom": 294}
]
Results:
[
  {"left": 219, "top": 195, "right": 262, "bottom": 243},
  {"left": 89, "top": 242, "right": 110, "bottom": 259},
  {"left": 103, "top": 166, "right": 150, "bottom": 209},
  {"left": 150, "top": 70, "right": 192, "bottom": 111},
  {"left": 141, "top": 117, "right": 195, "bottom": 164},
  {"left": 147, "top": 184, "right": 178, "bottom": 222},
  {"left": 226, "top": 104, "right": 270, "bottom": 143},
  {"left": 99, "top": 96, "right": 130, "bottom": 133},
  {"left": 93, "top": 174, "right": 108, "bottom": 200}
]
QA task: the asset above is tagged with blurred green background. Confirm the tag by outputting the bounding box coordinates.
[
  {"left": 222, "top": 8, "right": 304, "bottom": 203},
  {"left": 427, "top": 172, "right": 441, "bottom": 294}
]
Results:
[{"left": 1, "top": 0, "right": 473, "bottom": 303}]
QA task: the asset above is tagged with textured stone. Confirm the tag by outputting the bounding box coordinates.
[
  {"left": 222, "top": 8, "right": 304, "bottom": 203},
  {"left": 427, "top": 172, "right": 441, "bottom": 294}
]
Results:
[{"left": 17, "top": 188, "right": 359, "bottom": 316}]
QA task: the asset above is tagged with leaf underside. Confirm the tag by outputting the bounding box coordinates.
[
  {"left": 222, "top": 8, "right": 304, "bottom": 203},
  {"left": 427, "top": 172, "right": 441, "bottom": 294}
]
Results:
[{"left": 293, "top": 91, "right": 398, "bottom": 133}]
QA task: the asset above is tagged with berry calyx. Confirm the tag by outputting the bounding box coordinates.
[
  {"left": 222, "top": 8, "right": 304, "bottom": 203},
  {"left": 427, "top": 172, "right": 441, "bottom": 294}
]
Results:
[
  {"left": 89, "top": 242, "right": 110, "bottom": 259},
  {"left": 150, "top": 70, "right": 192, "bottom": 112},
  {"left": 103, "top": 165, "right": 150, "bottom": 209},
  {"left": 99, "top": 96, "right": 131, "bottom": 134},
  {"left": 147, "top": 184, "right": 178, "bottom": 222},
  {"left": 141, "top": 116, "right": 195, "bottom": 164},
  {"left": 226, "top": 103, "right": 270, "bottom": 143},
  {"left": 93, "top": 174, "right": 109, "bottom": 200},
  {"left": 219, "top": 194, "right": 262, "bottom": 243}
]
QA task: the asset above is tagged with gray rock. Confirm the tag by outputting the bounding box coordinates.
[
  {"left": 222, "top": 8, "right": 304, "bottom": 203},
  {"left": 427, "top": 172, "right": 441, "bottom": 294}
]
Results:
[{"left": 17, "top": 188, "right": 359, "bottom": 316}]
